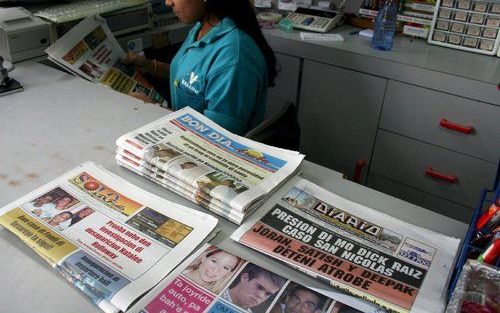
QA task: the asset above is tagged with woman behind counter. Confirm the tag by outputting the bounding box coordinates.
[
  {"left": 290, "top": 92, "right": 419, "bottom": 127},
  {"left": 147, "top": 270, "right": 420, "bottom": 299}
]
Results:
[{"left": 123, "top": 0, "right": 277, "bottom": 135}]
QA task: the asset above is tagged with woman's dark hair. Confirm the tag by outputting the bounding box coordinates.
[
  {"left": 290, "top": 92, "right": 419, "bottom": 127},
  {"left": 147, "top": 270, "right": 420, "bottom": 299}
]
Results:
[{"left": 205, "top": 0, "right": 277, "bottom": 87}]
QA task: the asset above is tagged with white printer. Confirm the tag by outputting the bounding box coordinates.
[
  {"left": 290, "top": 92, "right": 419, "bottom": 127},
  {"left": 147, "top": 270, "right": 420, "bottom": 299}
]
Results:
[{"left": 0, "top": 7, "right": 50, "bottom": 62}]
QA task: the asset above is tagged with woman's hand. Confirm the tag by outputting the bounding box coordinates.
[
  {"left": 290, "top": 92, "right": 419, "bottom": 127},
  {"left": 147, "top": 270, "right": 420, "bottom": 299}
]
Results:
[{"left": 121, "top": 52, "right": 153, "bottom": 75}]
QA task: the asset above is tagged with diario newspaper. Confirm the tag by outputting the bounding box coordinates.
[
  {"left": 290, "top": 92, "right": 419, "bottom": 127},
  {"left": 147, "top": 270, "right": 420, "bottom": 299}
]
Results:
[
  {"left": 0, "top": 162, "right": 218, "bottom": 313},
  {"left": 45, "top": 16, "right": 166, "bottom": 105},
  {"left": 232, "top": 178, "right": 461, "bottom": 313},
  {"left": 115, "top": 107, "right": 304, "bottom": 224},
  {"left": 128, "top": 243, "right": 386, "bottom": 313}
]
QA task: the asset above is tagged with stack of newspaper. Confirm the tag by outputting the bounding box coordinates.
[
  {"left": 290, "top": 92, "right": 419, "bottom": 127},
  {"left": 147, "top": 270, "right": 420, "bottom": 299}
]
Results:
[
  {"left": 45, "top": 16, "right": 166, "bottom": 106},
  {"left": 0, "top": 162, "right": 218, "bottom": 313},
  {"left": 128, "top": 244, "right": 386, "bottom": 313},
  {"left": 232, "top": 177, "right": 462, "bottom": 313},
  {"left": 115, "top": 107, "right": 305, "bottom": 224}
]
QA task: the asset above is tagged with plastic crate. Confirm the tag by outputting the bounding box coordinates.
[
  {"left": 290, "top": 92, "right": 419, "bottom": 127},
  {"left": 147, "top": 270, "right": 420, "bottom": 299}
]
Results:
[{"left": 447, "top": 162, "right": 500, "bottom": 299}]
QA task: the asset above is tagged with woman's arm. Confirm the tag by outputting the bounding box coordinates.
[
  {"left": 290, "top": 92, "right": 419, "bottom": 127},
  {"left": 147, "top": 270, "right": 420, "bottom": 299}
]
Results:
[{"left": 121, "top": 52, "right": 170, "bottom": 79}]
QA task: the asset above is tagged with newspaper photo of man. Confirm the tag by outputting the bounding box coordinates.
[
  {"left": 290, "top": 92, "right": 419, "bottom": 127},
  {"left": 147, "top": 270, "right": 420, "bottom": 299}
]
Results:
[
  {"left": 270, "top": 283, "right": 329, "bottom": 313},
  {"left": 220, "top": 263, "right": 286, "bottom": 312}
]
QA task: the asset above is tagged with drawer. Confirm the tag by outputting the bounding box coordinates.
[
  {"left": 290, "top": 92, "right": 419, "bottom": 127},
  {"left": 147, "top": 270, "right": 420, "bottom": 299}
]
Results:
[
  {"left": 367, "top": 174, "right": 473, "bottom": 223},
  {"left": 380, "top": 80, "right": 500, "bottom": 163},
  {"left": 370, "top": 131, "right": 497, "bottom": 207}
]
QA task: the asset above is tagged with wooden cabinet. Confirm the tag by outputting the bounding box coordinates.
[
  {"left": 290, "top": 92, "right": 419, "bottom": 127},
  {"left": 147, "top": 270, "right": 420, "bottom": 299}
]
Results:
[{"left": 298, "top": 60, "right": 386, "bottom": 183}]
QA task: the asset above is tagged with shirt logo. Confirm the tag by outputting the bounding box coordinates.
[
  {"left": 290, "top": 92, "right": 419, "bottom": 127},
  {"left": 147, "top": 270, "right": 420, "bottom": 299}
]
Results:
[
  {"left": 180, "top": 71, "right": 201, "bottom": 95},
  {"left": 189, "top": 72, "right": 198, "bottom": 85}
]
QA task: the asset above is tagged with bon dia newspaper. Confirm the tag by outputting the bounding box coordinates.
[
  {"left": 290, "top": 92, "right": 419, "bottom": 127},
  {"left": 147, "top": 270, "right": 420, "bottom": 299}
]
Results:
[{"left": 115, "top": 107, "right": 304, "bottom": 224}]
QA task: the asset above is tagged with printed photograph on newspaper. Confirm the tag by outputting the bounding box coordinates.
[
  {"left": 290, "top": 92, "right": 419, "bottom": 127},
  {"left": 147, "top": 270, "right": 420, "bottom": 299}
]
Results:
[
  {"left": 128, "top": 244, "right": 386, "bottom": 313},
  {"left": 0, "top": 162, "right": 217, "bottom": 313},
  {"left": 231, "top": 178, "right": 461, "bottom": 313}
]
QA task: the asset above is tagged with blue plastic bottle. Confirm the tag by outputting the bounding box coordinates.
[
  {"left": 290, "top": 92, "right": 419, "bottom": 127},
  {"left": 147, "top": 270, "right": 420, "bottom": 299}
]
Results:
[{"left": 371, "top": 0, "right": 398, "bottom": 51}]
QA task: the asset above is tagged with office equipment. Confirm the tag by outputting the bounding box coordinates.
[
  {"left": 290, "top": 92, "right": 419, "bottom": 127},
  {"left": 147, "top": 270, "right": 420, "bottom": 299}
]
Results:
[
  {"left": 37, "top": 2, "right": 153, "bottom": 43},
  {"left": 0, "top": 7, "right": 50, "bottom": 62},
  {"left": 0, "top": 56, "right": 23, "bottom": 96},
  {"left": 34, "top": 0, "right": 148, "bottom": 24},
  {"left": 283, "top": 7, "right": 344, "bottom": 33}
]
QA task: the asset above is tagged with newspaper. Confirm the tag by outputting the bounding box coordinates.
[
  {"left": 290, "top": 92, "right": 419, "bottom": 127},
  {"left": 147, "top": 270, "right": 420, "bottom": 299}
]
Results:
[
  {"left": 232, "top": 177, "right": 462, "bottom": 313},
  {"left": 115, "top": 152, "right": 249, "bottom": 224},
  {"left": 115, "top": 107, "right": 304, "bottom": 224},
  {"left": 0, "top": 162, "right": 218, "bottom": 313},
  {"left": 128, "top": 243, "right": 386, "bottom": 313},
  {"left": 45, "top": 15, "right": 166, "bottom": 106}
]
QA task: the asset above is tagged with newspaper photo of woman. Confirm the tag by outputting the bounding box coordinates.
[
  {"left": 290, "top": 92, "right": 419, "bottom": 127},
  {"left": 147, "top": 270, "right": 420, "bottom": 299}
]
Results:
[
  {"left": 182, "top": 247, "right": 243, "bottom": 294},
  {"left": 47, "top": 211, "right": 74, "bottom": 231}
]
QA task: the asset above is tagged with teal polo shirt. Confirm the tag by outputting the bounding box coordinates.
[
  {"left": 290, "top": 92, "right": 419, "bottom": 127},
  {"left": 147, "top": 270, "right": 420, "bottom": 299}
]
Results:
[{"left": 170, "top": 18, "right": 268, "bottom": 135}]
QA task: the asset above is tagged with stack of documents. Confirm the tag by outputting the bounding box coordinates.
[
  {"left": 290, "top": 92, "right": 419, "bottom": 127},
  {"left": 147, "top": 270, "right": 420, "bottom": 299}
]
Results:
[
  {"left": 115, "top": 107, "right": 305, "bottom": 224},
  {"left": 0, "top": 162, "right": 218, "bottom": 313}
]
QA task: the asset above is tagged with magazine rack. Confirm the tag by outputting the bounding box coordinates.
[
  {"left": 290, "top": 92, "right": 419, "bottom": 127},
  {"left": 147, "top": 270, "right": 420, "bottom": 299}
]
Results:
[{"left": 447, "top": 160, "right": 500, "bottom": 299}]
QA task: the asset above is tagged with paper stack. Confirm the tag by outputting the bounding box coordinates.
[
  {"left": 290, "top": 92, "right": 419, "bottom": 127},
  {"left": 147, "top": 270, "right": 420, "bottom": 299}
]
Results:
[{"left": 115, "top": 107, "right": 304, "bottom": 224}]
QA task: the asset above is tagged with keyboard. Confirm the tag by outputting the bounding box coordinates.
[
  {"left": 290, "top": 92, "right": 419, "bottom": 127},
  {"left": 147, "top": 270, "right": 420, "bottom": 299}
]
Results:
[
  {"left": 35, "top": 0, "right": 148, "bottom": 23},
  {"left": 283, "top": 7, "right": 343, "bottom": 33}
]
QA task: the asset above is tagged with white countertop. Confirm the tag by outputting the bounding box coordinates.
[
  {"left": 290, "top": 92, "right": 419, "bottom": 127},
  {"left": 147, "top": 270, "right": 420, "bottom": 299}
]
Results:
[{"left": 0, "top": 62, "right": 468, "bottom": 313}]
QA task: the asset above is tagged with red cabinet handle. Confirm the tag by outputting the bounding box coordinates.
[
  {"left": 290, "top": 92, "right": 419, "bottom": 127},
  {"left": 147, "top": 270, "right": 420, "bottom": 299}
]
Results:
[
  {"left": 353, "top": 159, "right": 366, "bottom": 184},
  {"left": 426, "top": 167, "right": 457, "bottom": 184},
  {"left": 440, "top": 118, "right": 473, "bottom": 134}
]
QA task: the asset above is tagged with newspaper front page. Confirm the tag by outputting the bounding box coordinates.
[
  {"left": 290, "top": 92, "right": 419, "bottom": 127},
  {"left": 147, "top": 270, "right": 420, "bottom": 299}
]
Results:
[
  {"left": 115, "top": 107, "right": 304, "bottom": 224},
  {"left": 232, "top": 178, "right": 461, "bottom": 313},
  {"left": 0, "top": 162, "right": 218, "bottom": 313},
  {"left": 128, "top": 243, "right": 386, "bottom": 313},
  {"left": 45, "top": 16, "right": 166, "bottom": 105}
]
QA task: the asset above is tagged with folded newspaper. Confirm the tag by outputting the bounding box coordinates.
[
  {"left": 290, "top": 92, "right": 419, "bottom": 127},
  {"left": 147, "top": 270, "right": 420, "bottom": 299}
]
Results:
[
  {"left": 0, "top": 162, "right": 218, "bottom": 313},
  {"left": 45, "top": 15, "right": 166, "bottom": 105},
  {"left": 115, "top": 107, "right": 305, "bottom": 224},
  {"left": 128, "top": 243, "right": 386, "bottom": 313},
  {"left": 231, "top": 177, "right": 462, "bottom": 313}
]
